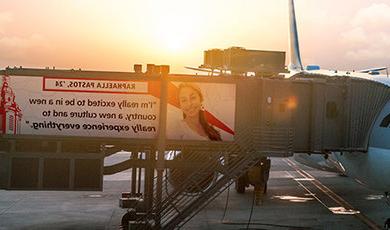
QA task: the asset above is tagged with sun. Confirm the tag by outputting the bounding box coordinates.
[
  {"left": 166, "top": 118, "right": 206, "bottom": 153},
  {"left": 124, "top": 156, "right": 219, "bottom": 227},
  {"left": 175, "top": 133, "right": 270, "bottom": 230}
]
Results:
[
  {"left": 147, "top": 0, "right": 203, "bottom": 53},
  {"left": 154, "top": 19, "right": 198, "bottom": 53},
  {"left": 158, "top": 30, "right": 190, "bottom": 53},
  {"left": 165, "top": 36, "right": 184, "bottom": 52}
]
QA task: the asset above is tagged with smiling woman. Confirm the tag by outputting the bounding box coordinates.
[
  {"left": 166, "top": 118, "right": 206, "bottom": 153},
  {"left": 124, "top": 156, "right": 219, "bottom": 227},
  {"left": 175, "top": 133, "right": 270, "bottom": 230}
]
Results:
[
  {"left": 176, "top": 83, "right": 222, "bottom": 141},
  {"left": 166, "top": 81, "right": 236, "bottom": 141}
]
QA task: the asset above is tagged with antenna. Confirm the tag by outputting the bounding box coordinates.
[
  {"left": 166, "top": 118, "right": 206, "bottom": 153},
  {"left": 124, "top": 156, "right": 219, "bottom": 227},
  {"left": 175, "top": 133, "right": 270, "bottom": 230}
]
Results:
[{"left": 288, "top": 0, "right": 304, "bottom": 71}]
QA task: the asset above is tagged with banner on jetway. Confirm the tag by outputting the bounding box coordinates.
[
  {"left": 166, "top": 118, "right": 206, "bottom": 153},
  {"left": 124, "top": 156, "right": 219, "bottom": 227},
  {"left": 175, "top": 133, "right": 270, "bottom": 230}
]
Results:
[
  {"left": 166, "top": 82, "right": 236, "bottom": 141},
  {"left": 1, "top": 75, "right": 236, "bottom": 141},
  {"left": 0, "top": 75, "right": 160, "bottom": 138}
]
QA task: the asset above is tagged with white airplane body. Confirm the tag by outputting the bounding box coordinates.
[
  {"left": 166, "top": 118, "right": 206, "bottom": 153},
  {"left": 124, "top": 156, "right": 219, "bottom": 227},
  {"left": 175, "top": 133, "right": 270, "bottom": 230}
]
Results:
[{"left": 288, "top": 0, "right": 390, "bottom": 193}]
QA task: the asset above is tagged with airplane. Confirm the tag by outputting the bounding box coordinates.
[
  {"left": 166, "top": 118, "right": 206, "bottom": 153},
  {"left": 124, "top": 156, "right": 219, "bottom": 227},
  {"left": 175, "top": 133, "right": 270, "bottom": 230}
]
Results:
[{"left": 287, "top": 0, "right": 390, "bottom": 197}]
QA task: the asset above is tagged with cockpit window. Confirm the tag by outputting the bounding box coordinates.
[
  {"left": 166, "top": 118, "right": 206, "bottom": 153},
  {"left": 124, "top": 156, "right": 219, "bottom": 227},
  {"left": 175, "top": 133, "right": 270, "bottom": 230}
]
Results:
[
  {"left": 380, "top": 114, "right": 390, "bottom": 128},
  {"left": 370, "top": 102, "right": 390, "bottom": 149}
]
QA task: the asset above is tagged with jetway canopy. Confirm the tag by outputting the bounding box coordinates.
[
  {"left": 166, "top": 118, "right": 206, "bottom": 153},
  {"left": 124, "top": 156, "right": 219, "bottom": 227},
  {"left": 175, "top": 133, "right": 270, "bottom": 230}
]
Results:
[{"left": 1, "top": 68, "right": 389, "bottom": 156}]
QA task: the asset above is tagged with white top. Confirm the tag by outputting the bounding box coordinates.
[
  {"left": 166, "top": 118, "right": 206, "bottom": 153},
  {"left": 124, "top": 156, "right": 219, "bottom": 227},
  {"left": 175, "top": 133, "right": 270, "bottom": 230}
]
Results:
[{"left": 167, "top": 119, "right": 209, "bottom": 141}]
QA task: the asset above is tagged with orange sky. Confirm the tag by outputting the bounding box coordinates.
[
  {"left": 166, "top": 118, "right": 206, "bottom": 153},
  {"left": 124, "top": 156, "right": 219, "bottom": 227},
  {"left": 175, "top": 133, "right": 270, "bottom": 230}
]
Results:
[{"left": 1, "top": 0, "right": 390, "bottom": 73}]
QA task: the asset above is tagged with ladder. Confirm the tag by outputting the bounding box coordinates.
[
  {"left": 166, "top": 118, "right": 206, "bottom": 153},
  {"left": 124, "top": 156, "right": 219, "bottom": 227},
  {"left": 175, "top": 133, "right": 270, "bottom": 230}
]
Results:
[{"left": 134, "top": 127, "right": 278, "bottom": 229}]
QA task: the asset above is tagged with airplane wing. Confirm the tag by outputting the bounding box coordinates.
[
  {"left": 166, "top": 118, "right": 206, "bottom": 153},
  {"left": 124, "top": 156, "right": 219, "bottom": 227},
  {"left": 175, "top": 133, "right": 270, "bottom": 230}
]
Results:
[
  {"left": 358, "top": 67, "right": 387, "bottom": 73},
  {"left": 185, "top": 66, "right": 217, "bottom": 73}
]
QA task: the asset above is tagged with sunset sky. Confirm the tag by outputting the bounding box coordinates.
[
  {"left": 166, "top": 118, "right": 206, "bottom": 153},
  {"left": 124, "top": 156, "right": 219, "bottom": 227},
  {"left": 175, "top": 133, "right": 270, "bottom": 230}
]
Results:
[{"left": 1, "top": 0, "right": 390, "bottom": 74}]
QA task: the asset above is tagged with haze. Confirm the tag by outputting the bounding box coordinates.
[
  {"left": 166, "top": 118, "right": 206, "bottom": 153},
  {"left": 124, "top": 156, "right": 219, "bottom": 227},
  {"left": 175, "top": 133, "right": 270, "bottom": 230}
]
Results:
[{"left": 1, "top": 0, "right": 390, "bottom": 73}]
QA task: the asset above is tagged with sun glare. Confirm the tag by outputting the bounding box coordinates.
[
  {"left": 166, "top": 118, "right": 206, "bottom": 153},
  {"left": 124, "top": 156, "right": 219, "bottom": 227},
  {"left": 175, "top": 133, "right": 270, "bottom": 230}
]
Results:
[
  {"left": 156, "top": 28, "right": 192, "bottom": 53},
  {"left": 165, "top": 36, "right": 184, "bottom": 52},
  {"left": 147, "top": 0, "right": 203, "bottom": 53}
]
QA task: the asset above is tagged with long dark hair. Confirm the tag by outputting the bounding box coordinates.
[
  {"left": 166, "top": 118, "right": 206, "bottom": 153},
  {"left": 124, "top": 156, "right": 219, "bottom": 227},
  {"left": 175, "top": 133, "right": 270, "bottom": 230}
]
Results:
[
  {"left": 198, "top": 110, "right": 222, "bottom": 141},
  {"left": 179, "top": 83, "right": 222, "bottom": 141},
  {"left": 182, "top": 110, "right": 221, "bottom": 141}
]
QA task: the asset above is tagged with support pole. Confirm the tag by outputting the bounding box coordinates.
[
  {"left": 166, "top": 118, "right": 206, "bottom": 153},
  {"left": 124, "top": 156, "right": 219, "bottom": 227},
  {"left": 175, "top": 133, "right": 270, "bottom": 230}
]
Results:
[
  {"left": 144, "top": 148, "right": 155, "bottom": 211},
  {"left": 131, "top": 152, "right": 137, "bottom": 194},
  {"left": 155, "top": 70, "right": 169, "bottom": 227}
]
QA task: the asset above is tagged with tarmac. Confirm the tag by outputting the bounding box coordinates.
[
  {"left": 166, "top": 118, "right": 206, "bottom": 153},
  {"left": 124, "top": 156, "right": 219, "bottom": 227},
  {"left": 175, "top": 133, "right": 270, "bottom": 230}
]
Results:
[{"left": 0, "top": 153, "right": 389, "bottom": 230}]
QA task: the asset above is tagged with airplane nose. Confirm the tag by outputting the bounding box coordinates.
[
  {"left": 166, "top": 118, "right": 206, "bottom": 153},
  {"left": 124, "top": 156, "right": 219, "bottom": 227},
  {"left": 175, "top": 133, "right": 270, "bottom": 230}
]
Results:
[{"left": 369, "top": 100, "right": 390, "bottom": 150}]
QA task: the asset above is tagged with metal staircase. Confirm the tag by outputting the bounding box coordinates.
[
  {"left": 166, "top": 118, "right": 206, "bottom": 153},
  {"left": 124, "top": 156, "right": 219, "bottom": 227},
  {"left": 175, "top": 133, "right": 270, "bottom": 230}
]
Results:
[{"left": 134, "top": 128, "right": 265, "bottom": 229}]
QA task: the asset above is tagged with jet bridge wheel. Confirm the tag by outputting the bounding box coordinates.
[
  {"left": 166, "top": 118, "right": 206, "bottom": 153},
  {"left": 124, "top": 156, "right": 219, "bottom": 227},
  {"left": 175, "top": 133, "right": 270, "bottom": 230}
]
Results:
[
  {"left": 120, "top": 210, "right": 152, "bottom": 230},
  {"left": 385, "top": 218, "right": 390, "bottom": 230},
  {"left": 120, "top": 210, "right": 136, "bottom": 229},
  {"left": 235, "top": 158, "right": 270, "bottom": 195},
  {"left": 385, "top": 192, "right": 390, "bottom": 229},
  {"left": 235, "top": 174, "right": 247, "bottom": 194}
]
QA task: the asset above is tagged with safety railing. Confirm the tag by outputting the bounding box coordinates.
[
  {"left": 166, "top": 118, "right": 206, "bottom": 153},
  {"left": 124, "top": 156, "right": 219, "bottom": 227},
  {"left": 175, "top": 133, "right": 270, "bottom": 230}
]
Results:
[{"left": 133, "top": 126, "right": 269, "bottom": 229}]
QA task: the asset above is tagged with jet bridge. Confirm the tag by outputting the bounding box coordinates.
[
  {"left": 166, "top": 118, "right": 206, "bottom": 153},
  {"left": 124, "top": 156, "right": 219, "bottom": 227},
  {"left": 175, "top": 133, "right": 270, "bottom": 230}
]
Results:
[
  {"left": 254, "top": 73, "right": 390, "bottom": 153},
  {"left": 0, "top": 67, "right": 389, "bottom": 229}
]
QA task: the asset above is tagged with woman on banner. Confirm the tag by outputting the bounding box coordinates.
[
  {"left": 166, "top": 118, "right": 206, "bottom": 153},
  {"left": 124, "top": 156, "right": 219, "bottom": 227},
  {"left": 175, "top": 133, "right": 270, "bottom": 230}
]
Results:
[
  {"left": 168, "top": 82, "right": 221, "bottom": 193},
  {"left": 175, "top": 82, "right": 222, "bottom": 141}
]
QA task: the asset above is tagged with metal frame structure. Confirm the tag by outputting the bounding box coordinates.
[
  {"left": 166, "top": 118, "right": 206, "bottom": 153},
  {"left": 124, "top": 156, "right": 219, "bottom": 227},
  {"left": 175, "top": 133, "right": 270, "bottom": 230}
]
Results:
[{"left": 1, "top": 67, "right": 389, "bottom": 229}]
